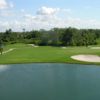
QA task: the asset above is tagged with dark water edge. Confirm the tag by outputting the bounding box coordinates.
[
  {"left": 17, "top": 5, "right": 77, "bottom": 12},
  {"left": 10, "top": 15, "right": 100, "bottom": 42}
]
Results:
[{"left": 0, "top": 63, "right": 100, "bottom": 100}]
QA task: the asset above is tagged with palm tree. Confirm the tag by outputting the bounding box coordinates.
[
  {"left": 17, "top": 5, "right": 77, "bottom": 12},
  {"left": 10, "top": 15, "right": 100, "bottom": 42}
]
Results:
[
  {"left": 0, "top": 48, "right": 3, "bottom": 55},
  {"left": 0, "top": 41, "right": 3, "bottom": 55}
]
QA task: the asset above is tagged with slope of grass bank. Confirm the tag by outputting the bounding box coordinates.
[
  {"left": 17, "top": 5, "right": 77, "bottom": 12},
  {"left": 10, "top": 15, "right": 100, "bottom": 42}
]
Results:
[{"left": 0, "top": 43, "right": 100, "bottom": 65}]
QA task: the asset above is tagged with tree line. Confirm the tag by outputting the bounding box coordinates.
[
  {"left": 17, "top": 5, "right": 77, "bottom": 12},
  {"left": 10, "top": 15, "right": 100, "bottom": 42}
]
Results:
[{"left": 0, "top": 27, "right": 100, "bottom": 46}]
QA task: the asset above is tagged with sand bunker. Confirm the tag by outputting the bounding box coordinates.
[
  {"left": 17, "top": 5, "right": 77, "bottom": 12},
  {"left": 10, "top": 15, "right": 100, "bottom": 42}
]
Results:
[
  {"left": 71, "top": 55, "right": 100, "bottom": 62},
  {"left": 28, "top": 44, "right": 39, "bottom": 47},
  {"left": 90, "top": 47, "right": 100, "bottom": 49},
  {"left": 2, "top": 48, "right": 15, "bottom": 54},
  {"left": 61, "top": 47, "right": 67, "bottom": 49}
]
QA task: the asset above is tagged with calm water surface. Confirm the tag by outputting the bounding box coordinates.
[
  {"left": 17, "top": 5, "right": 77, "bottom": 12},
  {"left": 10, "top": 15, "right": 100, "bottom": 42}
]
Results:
[{"left": 0, "top": 63, "right": 100, "bottom": 100}]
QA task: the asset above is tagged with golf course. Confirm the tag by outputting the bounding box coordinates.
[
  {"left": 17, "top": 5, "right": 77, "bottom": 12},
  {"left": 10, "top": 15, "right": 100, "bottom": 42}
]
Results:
[{"left": 0, "top": 43, "right": 100, "bottom": 65}]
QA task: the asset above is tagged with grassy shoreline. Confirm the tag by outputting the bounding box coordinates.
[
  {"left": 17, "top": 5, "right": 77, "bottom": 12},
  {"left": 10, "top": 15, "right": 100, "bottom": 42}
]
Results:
[{"left": 0, "top": 43, "right": 100, "bottom": 65}]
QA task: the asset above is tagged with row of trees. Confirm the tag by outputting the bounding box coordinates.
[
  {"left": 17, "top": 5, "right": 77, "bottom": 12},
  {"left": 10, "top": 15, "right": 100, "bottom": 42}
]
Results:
[{"left": 0, "top": 27, "right": 100, "bottom": 46}]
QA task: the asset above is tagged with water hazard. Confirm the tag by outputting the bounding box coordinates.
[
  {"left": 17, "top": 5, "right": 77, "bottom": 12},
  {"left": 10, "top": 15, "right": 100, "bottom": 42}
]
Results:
[{"left": 0, "top": 63, "right": 100, "bottom": 100}]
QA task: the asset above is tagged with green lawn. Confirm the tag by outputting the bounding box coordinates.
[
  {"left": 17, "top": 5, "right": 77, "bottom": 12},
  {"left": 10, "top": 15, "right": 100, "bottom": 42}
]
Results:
[{"left": 0, "top": 43, "right": 100, "bottom": 65}]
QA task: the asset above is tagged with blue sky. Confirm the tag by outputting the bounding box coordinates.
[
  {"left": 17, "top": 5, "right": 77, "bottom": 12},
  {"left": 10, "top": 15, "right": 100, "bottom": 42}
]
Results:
[
  {"left": 0, "top": 0, "right": 100, "bottom": 31},
  {"left": 12, "top": 0, "right": 100, "bottom": 19}
]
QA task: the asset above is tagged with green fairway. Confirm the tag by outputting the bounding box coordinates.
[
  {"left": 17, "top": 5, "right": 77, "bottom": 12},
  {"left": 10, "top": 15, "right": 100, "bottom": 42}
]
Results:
[{"left": 0, "top": 43, "right": 100, "bottom": 64}]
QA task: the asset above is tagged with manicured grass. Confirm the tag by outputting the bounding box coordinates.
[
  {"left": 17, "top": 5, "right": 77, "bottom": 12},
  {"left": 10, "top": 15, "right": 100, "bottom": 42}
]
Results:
[{"left": 0, "top": 43, "right": 100, "bottom": 65}]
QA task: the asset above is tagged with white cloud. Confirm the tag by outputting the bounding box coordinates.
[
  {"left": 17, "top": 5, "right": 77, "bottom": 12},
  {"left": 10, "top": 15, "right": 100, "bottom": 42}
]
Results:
[
  {"left": 0, "top": 0, "right": 8, "bottom": 9},
  {"left": 0, "top": 0, "right": 14, "bottom": 9},
  {"left": 0, "top": 10, "right": 14, "bottom": 16},
  {"left": 37, "top": 6, "right": 60, "bottom": 15},
  {"left": 0, "top": 6, "right": 100, "bottom": 32},
  {"left": 1, "top": 15, "right": 100, "bottom": 32}
]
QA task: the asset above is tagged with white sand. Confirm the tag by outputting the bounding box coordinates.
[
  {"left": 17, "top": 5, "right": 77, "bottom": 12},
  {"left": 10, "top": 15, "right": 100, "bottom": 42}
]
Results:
[
  {"left": 90, "top": 47, "right": 100, "bottom": 49},
  {"left": 2, "top": 48, "right": 15, "bottom": 54},
  {"left": 61, "top": 47, "right": 67, "bottom": 49},
  {"left": 28, "top": 44, "right": 39, "bottom": 47},
  {"left": 71, "top": 55, "right": 100, "bottom": 62}
]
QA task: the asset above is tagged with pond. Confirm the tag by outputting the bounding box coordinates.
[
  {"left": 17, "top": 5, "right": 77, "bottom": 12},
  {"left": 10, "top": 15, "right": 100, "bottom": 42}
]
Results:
[{"left": 0, "top": 63, "right": 100, "bottom": 100}]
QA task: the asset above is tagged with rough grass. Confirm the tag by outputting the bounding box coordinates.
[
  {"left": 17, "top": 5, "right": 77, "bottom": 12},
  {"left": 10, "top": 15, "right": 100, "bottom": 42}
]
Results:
[{"left": 0, "top": 43, "right": 100, "bottom": 65}]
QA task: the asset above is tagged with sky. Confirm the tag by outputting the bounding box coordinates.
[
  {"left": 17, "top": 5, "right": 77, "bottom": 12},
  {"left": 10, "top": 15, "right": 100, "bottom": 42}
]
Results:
[{"left": 0, "top": 0, "right": 100, "bottom": 32}]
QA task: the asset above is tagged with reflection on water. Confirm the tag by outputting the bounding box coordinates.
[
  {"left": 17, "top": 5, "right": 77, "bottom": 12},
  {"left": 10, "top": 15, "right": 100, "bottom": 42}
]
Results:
[
  {"left": 0, "top": 63, "right": 100, "bottom": 100},
  {"left": 0, "top": 65, "right": 10, "bottom": 72}
]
